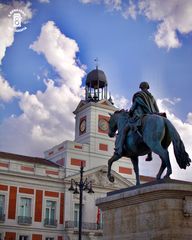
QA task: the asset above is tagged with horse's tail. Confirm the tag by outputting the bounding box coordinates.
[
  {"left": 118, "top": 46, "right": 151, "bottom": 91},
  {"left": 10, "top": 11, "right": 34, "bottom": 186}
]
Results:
[{"left": 164, "top": 118, "right": 191, "bottom": 169}]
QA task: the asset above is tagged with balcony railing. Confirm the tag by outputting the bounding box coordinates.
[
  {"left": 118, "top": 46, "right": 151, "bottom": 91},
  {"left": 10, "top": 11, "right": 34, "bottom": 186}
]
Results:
[
  {"left": 0, "top": 213, "right": 5, "bottom": 222},
  {"left": 18, "top": 216, "right": 32, "bottom": 225},
  {"left": 44, "top": 218, "right": 57, "bottom": 227},
  {"left": 65, "top": 221, "right": 103, "bottom": 230}
]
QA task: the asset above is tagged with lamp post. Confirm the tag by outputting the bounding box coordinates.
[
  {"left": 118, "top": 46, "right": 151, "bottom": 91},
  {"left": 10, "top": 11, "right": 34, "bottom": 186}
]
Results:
[{"left": 68, "top": 161, "right": 94, "bottom": 240}]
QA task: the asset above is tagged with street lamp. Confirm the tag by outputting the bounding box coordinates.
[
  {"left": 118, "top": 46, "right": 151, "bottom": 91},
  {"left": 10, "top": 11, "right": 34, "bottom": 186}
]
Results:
[{"left": 68, "top": 161, "right": 94, "bottom": 240}]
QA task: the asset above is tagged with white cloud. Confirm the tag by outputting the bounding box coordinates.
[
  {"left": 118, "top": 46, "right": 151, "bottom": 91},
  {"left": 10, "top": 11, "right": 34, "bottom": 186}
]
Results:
[
  {"left": 30, "top": 21, "right": 85, "bottom": 93},
  {"left": 0, "top": 1, "right": 32, "bottom": 103},
  {"left": 0, "top": 75, "right": 21, "bottom": 102},
  {"left": 154, "top": 22, "right": 181, "bottom": 49},
  {"left": 157, "top": 97, "right": 181, "bottom": 112},
  {"left": 80, "top": 0, "right": 122, "bottom": 11},
  {"left": 122, "top": 0, "right": 137, "bottom": 19},
  {"left": 187, "top": 113, "right": 192, "bottom": 124},
  {"left": 138, "top": 0, "right": 192, "bottom": 49},
  {"left": 80, "top": 0, "right": 192, "bottom": 49},
  {"left": 137, "top": 0, "right": 192, "bottom": 49},
  {"left": 0, "top": 80, "right": 81, "bottom": 156},
  {"left": 0, "top": 1, "right": 32, "bottom": 64},
  {"left": 113, "top": 94, "right": 129, "bottom": 109},
  {"left": 0, "top": 21, "right": 85, "bottom": 157}
]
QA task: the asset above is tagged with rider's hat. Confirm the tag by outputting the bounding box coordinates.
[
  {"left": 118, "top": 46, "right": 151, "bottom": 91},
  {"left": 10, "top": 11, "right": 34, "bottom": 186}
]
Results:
[{"left": 139, "top": 81, "right": 149, "bottom": 90}]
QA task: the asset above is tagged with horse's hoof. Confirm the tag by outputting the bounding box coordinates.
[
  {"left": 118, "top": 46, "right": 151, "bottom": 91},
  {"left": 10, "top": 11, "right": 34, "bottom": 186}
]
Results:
[
  {"left": 108, "top": 175, "right": 114, "bottom": 183},
  {"left": 163, "top": 175, "right": 170, "bottom": 179},
  {"left": 156, "top": 175, "right": 161, "bottom": 180}
]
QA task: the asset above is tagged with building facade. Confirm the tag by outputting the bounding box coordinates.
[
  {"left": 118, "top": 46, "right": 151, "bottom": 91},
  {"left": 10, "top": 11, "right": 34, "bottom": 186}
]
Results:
[
  {"left": 0, "top": 152, "right": 65, "bottom": 240},
  {"left": 0, "top": 151, "right": 134, "bottom": 240}
]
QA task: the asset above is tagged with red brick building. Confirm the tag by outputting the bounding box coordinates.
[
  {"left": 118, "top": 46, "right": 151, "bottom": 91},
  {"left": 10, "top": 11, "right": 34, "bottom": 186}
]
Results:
[{"left": 0, "top": 152, "right": 65, "bottom": 240}]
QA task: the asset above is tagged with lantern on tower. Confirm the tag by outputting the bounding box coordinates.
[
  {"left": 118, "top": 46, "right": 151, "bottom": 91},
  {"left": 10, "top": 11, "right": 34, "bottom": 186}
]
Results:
[{"left": 85, "top": 66, "right": 108, "bottom": 102}]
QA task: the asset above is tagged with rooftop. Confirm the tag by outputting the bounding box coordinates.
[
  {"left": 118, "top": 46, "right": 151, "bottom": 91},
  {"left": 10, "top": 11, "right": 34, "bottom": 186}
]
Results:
[{"left": 0, "top": 151, "right": 59, "bottom": 167}]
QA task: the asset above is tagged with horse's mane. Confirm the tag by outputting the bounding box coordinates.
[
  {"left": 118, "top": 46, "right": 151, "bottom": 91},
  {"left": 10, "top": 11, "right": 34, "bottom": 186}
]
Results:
[
  {"left": 114, "top": 109, "right": 127, "bottom": 114},
  {"left": 114, "top": 109, "right": 128, "bottom": 117}
]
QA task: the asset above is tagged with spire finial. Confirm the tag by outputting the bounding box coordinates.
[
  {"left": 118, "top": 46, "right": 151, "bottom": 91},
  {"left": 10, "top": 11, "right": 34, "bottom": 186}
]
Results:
[{"left": 94, "top": 58, "right": 99, "bottom": 69}]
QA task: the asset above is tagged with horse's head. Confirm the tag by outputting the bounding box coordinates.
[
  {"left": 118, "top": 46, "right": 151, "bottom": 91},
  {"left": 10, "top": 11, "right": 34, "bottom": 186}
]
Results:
[
  {"left": 108, "top": 112, "right": 117, "bottom": 137},
  {"left": 108, "top": 111, "right": 121, "bottom": 137}
]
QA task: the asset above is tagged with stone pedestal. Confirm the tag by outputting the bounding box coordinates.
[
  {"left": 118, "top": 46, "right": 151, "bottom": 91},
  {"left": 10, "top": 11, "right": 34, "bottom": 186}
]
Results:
[{"left": 96, "top": 179, "right": 192, "bottom": 240}]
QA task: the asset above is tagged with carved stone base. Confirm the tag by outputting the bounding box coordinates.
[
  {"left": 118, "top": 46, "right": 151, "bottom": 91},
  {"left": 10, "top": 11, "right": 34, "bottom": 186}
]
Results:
[{"left": 96, "top": 179, "right": 192, "bottom": 240}]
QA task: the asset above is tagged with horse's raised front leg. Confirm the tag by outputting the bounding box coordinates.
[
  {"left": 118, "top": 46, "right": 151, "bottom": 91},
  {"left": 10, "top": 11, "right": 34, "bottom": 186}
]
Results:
[
  {"left": 108, "top": 154, "right": 120, "bottom": 182},
  {"left": 131, "top": 156, "right": 140, "bottom": 185}
]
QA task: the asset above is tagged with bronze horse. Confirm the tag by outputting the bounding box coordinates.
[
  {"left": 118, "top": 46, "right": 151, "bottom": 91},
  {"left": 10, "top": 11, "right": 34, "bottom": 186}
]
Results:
[{"left": 107, "top": 110, "right": 191, "bottom": 185}]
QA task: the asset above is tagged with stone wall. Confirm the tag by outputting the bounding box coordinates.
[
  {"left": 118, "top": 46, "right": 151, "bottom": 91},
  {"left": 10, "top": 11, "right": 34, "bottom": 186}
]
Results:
[{"left": 96, "top": 179, "right": 192, "bottom": 240}]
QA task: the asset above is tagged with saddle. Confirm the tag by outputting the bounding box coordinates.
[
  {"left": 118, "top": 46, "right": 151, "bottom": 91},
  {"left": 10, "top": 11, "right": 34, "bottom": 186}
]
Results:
[
  {"left": 128, "top": 112, "right": 167, "bottom": 135},
  {"left": 142, "top": 112, "right": 167, "bottom": 119}
]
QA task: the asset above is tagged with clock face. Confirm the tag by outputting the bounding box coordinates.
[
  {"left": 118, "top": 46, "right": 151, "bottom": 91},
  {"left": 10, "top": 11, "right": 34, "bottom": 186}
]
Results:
[
  {"left": 79, "top": 119, "right": 86, "bottom": 134},
  {"left": 98, "top": 118, "right": 108, "bottom": 131}
]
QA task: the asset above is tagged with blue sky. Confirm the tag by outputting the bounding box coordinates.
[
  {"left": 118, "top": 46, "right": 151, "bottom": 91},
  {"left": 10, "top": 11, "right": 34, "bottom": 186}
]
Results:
[{"left": 0, "top": 0, "right": 192, "bottom": 180}]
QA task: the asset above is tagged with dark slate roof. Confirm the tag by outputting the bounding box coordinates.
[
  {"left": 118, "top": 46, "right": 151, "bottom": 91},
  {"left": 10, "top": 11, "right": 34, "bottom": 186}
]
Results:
[
  {"left": 0, "top": 151, "right": 59, "bottom": 167},
  {"left": 86, "top": 68, "right": 107, "bottom": 88}
]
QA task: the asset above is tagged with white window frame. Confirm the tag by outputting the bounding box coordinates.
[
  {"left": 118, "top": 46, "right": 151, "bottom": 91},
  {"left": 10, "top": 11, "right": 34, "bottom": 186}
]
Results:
[
  {"left": 74, "top": 203, "right": 80, "bottom": 227},
  {"left": 45, "top": 237, "right": 54, "bottom": 240},
  {"left": 17, "top": 194, "right": 34, "bottom": 223},
  {"left": 45, "top": 200, "right": 56, "bottom": 220},
  {"left": 73, "top": 202, "right": 85, "bottom": 228},
  {"left": 0, "top": 191, "right": 8, "bottom": 222},
  {"left": 19, "top": 235, "right": 29, "bottom": 240},
  {"left": 0, "top": 195, "right": 5, "bottom": 215},
  {"left": 43, "top": 197, "right": 59, "bottom": 225},
  {"left": 19, "top": 197, "right": 32, "bottom": 217},
  {"left": 17, "top": 232, "right": 31, "bottom": 240}
]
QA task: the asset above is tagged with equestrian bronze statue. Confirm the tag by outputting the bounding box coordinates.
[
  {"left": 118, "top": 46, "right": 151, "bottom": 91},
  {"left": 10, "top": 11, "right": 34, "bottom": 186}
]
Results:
[{"left": 107, "top": 82, "right": 191, "bottom": 185}]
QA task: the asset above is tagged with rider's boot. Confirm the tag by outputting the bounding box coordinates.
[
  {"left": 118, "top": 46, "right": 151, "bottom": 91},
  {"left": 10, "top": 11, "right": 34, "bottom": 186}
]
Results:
[{"left": 145, "top": 152, "right": 152, "bottom": 161}]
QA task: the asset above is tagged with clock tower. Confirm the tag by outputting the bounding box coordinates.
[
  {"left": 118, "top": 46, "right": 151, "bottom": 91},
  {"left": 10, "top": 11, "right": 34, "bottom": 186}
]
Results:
[
  {"left": 45, "top": 66, "right": 134, "bottom": 181},
  {"left": 73, "top": 67, "right": 117, "bottom": 153}
]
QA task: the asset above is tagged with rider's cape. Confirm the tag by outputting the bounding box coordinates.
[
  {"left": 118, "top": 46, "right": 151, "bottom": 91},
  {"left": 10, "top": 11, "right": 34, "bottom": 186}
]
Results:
[{"left": 131, "top": 90, "right": 159, "bottom": 115}]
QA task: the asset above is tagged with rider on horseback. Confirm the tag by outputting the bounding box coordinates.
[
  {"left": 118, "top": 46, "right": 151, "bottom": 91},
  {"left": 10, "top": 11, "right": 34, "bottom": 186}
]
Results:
[{"left": 115, "top": 82, "right": 159, "bottom": 160}]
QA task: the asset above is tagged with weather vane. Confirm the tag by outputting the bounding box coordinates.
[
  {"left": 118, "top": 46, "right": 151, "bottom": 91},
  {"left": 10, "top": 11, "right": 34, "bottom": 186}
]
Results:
[{"left": 94, "top": 57, "right": 99, "bottom": 69}]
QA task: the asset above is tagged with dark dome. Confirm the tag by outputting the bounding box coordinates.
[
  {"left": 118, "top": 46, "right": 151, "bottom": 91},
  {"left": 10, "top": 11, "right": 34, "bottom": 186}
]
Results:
[{"left": 86, "top": 68, "right": 107, "bottom": 88}]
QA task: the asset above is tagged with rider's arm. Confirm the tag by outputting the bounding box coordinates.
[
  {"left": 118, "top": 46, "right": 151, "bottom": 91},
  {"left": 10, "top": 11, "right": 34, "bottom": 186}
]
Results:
[{"left": 129, "top": 100, "right": 137, "bottom": 113}]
